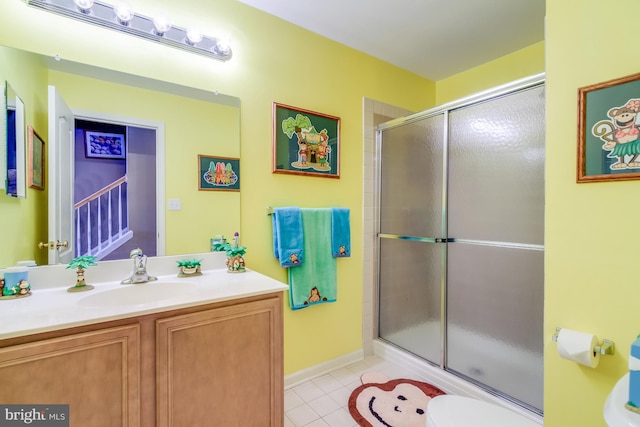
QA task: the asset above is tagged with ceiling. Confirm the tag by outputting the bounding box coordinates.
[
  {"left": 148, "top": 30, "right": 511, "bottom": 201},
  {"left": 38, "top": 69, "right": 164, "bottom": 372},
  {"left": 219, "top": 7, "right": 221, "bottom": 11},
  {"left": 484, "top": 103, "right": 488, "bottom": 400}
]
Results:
[{"left": 236, "top": 0, "right": 545, "bottom": 81}]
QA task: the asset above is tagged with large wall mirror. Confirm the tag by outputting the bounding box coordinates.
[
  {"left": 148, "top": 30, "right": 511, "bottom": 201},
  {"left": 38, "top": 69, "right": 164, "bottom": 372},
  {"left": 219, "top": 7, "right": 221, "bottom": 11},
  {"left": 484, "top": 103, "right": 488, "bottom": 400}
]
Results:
[{"left": 0, "top": 44, "right": 241, "bottom": 267}]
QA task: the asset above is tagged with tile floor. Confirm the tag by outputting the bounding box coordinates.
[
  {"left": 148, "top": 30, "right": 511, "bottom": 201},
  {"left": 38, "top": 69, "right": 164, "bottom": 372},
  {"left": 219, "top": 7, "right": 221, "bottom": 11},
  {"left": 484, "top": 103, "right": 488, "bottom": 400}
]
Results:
[{"left": 284, "top": 355, "right": 426, "bottom": 427}]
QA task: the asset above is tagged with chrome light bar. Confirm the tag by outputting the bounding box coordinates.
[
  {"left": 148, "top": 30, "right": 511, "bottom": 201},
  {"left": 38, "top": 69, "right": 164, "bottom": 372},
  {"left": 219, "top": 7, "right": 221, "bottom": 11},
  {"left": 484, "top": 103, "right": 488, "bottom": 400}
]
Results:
[{"left": 26, "top": 0, "right": 233, "bottom": 62}]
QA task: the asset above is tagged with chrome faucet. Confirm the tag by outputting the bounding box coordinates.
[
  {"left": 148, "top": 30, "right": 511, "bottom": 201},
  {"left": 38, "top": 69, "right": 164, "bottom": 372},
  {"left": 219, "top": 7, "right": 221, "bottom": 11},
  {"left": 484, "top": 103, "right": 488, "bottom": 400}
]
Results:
[{"left": 121, "top": 248, "right": 157, "bottom": 284}]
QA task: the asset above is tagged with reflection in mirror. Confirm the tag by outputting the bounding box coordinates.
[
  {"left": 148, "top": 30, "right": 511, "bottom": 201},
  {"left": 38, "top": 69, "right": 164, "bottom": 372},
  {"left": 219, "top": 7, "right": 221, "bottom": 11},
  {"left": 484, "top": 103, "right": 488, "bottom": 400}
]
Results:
[
  {"left": 0, "top": 82, "right": 5, "bottom": 192},
  {"left": 0, "top": 44, "right": 241, "bottom": 267},
  {"left": 73, "top": 118, "right": 157, "bottom": 263},
  {"left": 5, "top": 82, "right": 25, "bottom": 198}
]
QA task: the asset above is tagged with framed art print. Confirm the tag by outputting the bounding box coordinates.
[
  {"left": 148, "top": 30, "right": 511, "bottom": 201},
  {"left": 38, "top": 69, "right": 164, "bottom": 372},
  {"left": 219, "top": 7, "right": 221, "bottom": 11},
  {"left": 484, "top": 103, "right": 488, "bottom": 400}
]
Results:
[
  {"left": 27, "top": 125, "right": 45, "bottom": 190},
  {"left": 198, "top": 155, "right": 240, "bottom": 191},
  {"left": 578, "top": 72, "right": 640, "bottom": 182},
  {"left": 272, "top": 102, "right": 340, "bottom": 178},
  {"left": 85, "top": 131, "right": 126, "bottom": 159}
]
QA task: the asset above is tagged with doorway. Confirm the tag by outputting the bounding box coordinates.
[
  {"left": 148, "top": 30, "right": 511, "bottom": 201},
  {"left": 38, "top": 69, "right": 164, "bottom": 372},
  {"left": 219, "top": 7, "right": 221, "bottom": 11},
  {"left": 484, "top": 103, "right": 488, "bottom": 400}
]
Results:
[
  {"left": 376, "top": 77, "right": 545, "bottom": 413},
  {"left": 47, "top": 86, "right": 166, "bottom": 265},
  {"left": 74, "top": 118, "right": 157, "bottom": 260}
]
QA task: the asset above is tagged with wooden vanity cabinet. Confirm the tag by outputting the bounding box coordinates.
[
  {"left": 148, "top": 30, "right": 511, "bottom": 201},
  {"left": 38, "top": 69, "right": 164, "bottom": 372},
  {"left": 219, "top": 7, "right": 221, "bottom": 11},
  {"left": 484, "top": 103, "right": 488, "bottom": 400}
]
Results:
[
  {"left": 0, "top": 324, "right": 141, "bottom": 426},
  {"left": 0, "top": 292, "right": 284, "bottom": 427},
  {"left": 156, "top": 295, "right": 284, "bottom": 427}
]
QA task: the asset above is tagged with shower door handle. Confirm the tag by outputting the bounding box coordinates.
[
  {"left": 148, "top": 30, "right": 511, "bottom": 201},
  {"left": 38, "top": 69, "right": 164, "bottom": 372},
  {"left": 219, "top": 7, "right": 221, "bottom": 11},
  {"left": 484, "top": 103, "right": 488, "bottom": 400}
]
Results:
[
  {"left": 435, "top": 238, "right": 454, "bottom": 243},
  {"left": 378, "top": 234, "right": 454, "bottom": 243}
]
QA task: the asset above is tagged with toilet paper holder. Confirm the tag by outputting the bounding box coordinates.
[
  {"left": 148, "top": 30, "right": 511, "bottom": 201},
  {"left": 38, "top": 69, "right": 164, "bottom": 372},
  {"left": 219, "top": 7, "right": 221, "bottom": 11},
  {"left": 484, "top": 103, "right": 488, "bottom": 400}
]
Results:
[{"left": 552, "top": 327, "right": 615, "bottom": 356}]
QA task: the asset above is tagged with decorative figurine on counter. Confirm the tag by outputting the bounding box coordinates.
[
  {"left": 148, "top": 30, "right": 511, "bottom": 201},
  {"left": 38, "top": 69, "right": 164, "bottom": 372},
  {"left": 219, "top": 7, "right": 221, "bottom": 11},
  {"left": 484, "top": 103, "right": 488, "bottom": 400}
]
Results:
[
  {"left": 0, "top": 272, "right": 32, "bottom": 300},
  {"left": 211, "top": 232, "right": 247, "bottom": 272},
  {"left": 66, "top": 255, "right": 98, "bottom": 292},
  {"left": 225, "top": 244, "right": 247, "bottom": 273},
  {"left": 177, "top": 259, "right": 203, "bottom": 277},
  {"left": 211, "top": 242, "right": 247, "bottom": 273},
  {"left": 224, "top": 232, "right": 246, "bottom": 273}
]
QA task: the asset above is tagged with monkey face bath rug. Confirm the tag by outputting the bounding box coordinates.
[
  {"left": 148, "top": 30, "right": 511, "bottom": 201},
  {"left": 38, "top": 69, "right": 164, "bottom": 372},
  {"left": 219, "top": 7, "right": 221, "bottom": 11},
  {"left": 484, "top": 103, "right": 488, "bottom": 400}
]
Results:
[{"left": 348, "top": 372, "right": 446, "bottom": 427}]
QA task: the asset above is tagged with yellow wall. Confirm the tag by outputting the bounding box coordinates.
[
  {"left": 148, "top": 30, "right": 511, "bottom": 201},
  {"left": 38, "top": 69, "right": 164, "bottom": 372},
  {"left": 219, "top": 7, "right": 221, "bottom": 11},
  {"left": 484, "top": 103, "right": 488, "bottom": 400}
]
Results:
[
  {"left": 0, "top": 0, "right": 435, "bottom": 374},
  {"left": 233, "top": 5, "right": 435, "bottom": 375},
  {"left": 0, "top": 46, "right": 48, "bottom": 266},
  {"left": 436, "top": 41, "right": 545, "bottom": 105},
  {"left": 544, "top": 1, "right": 640, "bottom": 425}
]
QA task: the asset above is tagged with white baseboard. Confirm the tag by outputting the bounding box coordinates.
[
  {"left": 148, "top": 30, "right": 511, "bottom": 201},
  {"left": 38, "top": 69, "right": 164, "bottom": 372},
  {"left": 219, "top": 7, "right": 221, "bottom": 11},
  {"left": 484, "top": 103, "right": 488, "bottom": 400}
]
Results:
[{"left": 284, "top": 349, "right": 365, "bottom": 389}]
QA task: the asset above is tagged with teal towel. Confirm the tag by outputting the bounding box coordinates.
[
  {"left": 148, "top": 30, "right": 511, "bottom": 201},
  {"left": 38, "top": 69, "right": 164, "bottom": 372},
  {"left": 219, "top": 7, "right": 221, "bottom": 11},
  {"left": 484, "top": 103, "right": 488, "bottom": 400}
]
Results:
[
  {"left": 272, "top": 207, "right": 304, "bottom": 267},
  {"left": 288, "top": 208, "right": 337, "bottom": 310},
  {"left": 331, "top": 207, "right": 350, "bottom": 257}
]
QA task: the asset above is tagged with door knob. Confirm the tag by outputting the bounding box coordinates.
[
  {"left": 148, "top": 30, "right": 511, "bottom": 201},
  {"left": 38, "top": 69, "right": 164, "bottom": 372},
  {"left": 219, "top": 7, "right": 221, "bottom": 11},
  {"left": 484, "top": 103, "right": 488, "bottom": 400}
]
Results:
[{"left": 38, "top": 240, "right": 69, "bottom": 250}]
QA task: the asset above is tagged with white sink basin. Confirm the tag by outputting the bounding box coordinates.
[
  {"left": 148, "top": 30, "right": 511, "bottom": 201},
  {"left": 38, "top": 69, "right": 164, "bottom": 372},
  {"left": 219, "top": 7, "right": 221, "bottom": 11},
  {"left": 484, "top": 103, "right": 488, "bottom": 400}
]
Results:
[{"left": 78, "top": 281, "right": 199, "bottom": 308}]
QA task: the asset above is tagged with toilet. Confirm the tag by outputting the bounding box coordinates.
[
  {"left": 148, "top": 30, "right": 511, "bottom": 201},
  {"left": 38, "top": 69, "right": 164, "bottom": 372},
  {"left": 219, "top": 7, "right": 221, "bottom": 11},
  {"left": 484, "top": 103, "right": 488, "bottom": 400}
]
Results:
[
  {"left": 603, "top": 373, "right": 640, "bottom": 427},
  {"left": 426, "top": 395, "right": 540, "bottom": 427}
]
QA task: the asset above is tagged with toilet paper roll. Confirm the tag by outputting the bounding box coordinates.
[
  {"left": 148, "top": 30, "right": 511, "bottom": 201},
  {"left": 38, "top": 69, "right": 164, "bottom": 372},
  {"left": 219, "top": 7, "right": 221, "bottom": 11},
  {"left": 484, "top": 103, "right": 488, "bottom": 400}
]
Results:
[{"left": 556, "top": 328, "right": 600, "bottom": 368}]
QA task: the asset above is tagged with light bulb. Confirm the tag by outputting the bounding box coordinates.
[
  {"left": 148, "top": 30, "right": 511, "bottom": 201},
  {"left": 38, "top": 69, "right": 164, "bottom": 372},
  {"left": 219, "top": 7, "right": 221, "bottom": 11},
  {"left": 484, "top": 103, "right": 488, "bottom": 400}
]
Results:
[
  {"left": 113, "top": 3, "right": 134, "bottom": 25},
  {"left": 213, "top": 37, "right": 232, "bottom": 56},
  {"left": 153, "top": 15, "right": 172, "bottom": 36},
  {"left": 186, "top": 28, "right": 203, "bottom": 45},
  {"left": 73, "top": 0, "right": 94, "bottom": 14}
]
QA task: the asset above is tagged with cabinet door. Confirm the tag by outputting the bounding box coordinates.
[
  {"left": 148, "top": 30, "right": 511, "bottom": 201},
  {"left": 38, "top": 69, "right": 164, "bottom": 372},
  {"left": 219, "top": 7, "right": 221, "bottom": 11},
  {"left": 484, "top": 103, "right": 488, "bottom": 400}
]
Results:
[
  {"left": 0, "top": 324, "right": 140, "bottom": 426},
  {"left": 156, "top": 296, "right": 283, "bottom": 427}
]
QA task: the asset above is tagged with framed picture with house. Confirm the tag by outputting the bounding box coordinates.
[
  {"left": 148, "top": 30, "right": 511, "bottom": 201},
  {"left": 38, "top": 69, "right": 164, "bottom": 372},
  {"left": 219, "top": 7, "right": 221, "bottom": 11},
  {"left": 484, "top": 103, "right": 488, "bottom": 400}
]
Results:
[{"left": 272, "top": 102, "right": 340, "bottom": 178}]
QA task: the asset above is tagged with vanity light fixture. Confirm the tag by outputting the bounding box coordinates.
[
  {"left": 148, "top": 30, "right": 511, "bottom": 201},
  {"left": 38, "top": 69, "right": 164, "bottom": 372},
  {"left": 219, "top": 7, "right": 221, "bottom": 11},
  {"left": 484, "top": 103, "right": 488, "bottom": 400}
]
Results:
[
  {"left": 26, "top": 0, "right": 233, "bottom": 61},
  {"left": 73, "top": 0, "right": 94, "bottom": 14},
  {"left": 214, "top": 38, "right": 232, "bottom": 56},
  {"left": 186, "top": 28, "right": 203, "bottom": 46},
  {"left": 152, "top": 14, "right": 171, "bottom": 37},
  {"left": 113, "top": 3, "right": 134, "bottom": 26}
]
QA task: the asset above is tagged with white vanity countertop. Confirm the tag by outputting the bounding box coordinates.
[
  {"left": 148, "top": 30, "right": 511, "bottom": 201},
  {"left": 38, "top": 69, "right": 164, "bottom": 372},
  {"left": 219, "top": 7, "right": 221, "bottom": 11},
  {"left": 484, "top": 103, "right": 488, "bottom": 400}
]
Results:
[{"left": 0, "top": 267, "right": 288, "bottom": 340}]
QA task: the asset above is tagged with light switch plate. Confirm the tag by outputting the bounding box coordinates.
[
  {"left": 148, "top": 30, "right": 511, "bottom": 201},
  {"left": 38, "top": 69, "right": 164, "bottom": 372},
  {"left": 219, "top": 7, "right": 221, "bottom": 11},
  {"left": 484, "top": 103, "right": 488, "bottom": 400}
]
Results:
[{"left": 168, "top": 198, "right": 181, "bottom": 211}]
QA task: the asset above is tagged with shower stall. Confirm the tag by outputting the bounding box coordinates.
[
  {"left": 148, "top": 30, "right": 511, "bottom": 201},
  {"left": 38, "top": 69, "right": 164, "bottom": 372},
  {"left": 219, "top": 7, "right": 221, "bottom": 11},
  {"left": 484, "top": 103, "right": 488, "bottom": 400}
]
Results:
[{"left": 375, "top": 75, "right": 545, "bottom": 414}]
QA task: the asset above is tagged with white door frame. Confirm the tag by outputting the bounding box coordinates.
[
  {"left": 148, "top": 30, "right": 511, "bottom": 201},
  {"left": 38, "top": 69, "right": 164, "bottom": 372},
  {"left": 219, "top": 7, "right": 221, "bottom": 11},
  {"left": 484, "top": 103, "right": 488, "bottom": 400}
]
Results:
[{"left": 73, "top": 109, "right": 165, "bottom": 257}]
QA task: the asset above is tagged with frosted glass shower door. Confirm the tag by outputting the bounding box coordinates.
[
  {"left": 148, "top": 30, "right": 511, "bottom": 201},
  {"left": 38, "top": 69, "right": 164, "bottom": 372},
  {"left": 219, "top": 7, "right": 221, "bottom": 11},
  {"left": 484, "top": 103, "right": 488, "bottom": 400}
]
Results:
[
  {"left": 378, "top": 113, "right": 445, "bottom": 365},
  {"left": 446, "top": 85, "right": 545, "bottom": 411}
]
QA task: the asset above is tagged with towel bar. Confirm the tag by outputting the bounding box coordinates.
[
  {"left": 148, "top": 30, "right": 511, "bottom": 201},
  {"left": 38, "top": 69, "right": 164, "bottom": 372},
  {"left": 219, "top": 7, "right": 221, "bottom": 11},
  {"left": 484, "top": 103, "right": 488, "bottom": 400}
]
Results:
[{"left": 268, "top": 206, "right": 342, "bottom": 215}]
